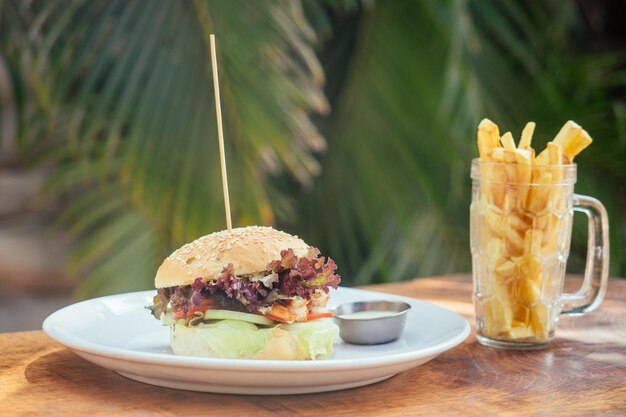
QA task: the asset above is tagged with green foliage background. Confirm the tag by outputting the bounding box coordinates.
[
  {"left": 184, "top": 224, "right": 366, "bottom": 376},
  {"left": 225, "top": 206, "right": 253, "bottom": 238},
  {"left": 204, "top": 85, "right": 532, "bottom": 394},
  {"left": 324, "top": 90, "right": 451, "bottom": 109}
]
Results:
[{"left": 1, "top": 0, "right": 625, "bottom": 297}]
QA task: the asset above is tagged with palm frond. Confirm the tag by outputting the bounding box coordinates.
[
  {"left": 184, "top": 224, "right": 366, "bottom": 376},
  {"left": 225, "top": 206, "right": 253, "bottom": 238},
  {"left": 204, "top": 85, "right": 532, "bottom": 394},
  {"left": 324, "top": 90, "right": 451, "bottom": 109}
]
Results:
[
  {"left": 2, "top": 0, "right": 625, "bottom": 296},
  {"left": 296, "top": 0, "right": 626, "bottom": 282},
  {"left": 2, "top": 0, "right": 329, "bottom": 296}
]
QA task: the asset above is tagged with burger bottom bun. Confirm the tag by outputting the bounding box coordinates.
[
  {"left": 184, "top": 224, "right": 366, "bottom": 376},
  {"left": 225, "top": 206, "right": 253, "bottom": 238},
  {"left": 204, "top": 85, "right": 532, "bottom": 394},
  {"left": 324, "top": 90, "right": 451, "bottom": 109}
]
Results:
[{"left": 169, "top": 319, "right": 338, "bottom": 360}]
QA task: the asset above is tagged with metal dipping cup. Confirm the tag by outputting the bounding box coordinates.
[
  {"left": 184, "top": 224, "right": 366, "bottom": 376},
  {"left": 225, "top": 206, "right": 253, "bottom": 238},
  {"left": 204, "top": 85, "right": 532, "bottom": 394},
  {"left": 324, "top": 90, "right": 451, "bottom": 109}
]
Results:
[{"left": 333, "top": 300, "right": 411, "bottom": 345}]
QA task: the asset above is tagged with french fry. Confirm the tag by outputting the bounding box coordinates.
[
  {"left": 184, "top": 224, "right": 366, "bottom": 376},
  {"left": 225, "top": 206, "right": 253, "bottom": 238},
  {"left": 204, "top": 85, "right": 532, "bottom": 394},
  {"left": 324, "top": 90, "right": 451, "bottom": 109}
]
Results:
[
  {"left": 478, "top": 132, "right": 494, "bottom": 160},
  {"left": 479, "top": 119, "right": 501, "bottom": 145},
  {"left": 483, "top": 295, "right": 512, "bottom": 338},
  {"left": 524, "top": 228, "right": 543, "bottom": 256},
  {"left": 483, "top": 237, "right": 513, "bottom": 337},
  {"left": 536, "top": 120, "right": 585, "bottom": 164},
  {"left": 524, "top": 146, "right": 536, "bottom": 164},
  {"left": 502, "top": 188, "right": 517, "bottom": 212},
  {"left": 518, "top": 230, "right": 543, "bottom": 318},
  {"left": 535, "top": 149, "right": 548, "bottom": 165},
  {"left": 559, "top": 129, "right": 592, "bottom": 161},
  {"left": 486, "top": 237, "right": 505, "bottom": 261},
  {"left": 553, "top": 120, "right": 582, "bottom": 147},
  {"left": 515, "top": 148, "right": 532, "bottom": 206},
  {"left": 495, "top": 259, "right": 516, "bottom": 278},
  {"left": 502, "top": 150, "right": 518, "bottom": 204},
  {"left": 491, "top": 147, "right": 504, "bottom": 162},
  {"left": 484, "top": 209, "right": 525, "bottom": 255},
  {"left": 543, "top": 143, "right": 566, "bottom": 256},
  {"left": 507, "top": 212, "right": 531, "bottom": 232},
  {"left": 527, "top": 171, "right": 552, "bottom": 213},
  {"left": 519, "top": 122, "right": 536, "bottom": 149},
  {"left": 547, "top": 142, "right": 565, "bottom": 190},
  {"left": 487, "top": 148, "right": 506, "bottom": 208},
  {"left": 478, "top": 118, "right": 501, "bottom": 160},
  {"left": 500, "top": 132, "right": 516, "bottom": 151},
  {"left": 475, "top": 119, "right": 593, "bottom": 344},
  {"left": 547, "top": 142, "right": 563, "bottom": 165},
  {"left": 548, "top": 141, "right": 565, "bottom": 188},
  {"left": 508, "top": 324, "right": 535, "bottom": 340},
  {"left": 515, "top": 147, "right": 533, "bottom": 162},
  {"left": 542, "top": 214, "right": 561, "bottom": 256},
  {"left": 530, "top": 303, "right": 549, "bottom": 340}
]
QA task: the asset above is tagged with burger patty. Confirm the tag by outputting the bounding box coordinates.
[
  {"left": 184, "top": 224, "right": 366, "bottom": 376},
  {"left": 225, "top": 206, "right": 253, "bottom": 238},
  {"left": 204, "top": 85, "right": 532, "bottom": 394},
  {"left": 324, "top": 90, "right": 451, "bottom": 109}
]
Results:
[{"left": 148, "top": 248, "right": 340, "bottom": 319}]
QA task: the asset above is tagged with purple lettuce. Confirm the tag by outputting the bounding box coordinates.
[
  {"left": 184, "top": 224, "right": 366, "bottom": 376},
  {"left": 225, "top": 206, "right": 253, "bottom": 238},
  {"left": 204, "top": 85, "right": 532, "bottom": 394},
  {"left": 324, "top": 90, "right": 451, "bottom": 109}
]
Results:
[
  {"left": 269, "top": 248, "right": 340, "bottom": 299},
  {"left": 148, "top": 247, "right": 340, "bottom": 318}
]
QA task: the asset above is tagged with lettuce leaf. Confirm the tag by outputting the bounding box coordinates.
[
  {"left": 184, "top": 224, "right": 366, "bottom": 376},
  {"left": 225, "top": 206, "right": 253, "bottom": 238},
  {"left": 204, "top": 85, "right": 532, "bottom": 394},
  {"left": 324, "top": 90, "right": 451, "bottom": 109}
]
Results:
[
  {"left": 170, "top": 319, "right": 338, "bottom": 360},
  {"left": 190, "top": 320, "right": 276, "bottom": 359},
  {"left": 280, "top": 319, "right": 339, "bottom": 360}
]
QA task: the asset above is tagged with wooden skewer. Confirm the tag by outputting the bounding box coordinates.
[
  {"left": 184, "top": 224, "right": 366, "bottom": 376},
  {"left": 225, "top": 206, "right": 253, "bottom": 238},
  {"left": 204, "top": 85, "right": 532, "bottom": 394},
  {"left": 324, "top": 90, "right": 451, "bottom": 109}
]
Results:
[{"left": 209, "top": 34, "right": 232, "bottom": 231}]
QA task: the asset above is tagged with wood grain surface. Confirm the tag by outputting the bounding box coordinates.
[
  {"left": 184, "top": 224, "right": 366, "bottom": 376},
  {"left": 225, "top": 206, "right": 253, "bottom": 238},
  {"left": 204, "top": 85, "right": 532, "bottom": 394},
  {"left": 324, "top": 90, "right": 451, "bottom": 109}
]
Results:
[{"left": 1, "top": 275, "right": 625, "bottom": 417}]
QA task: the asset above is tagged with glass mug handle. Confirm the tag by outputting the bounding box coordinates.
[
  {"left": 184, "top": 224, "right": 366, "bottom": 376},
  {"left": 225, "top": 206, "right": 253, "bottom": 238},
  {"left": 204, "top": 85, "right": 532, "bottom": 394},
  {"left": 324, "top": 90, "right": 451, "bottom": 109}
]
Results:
[{"left": 560, "top": 194, "right": 610, "bottom": 315}]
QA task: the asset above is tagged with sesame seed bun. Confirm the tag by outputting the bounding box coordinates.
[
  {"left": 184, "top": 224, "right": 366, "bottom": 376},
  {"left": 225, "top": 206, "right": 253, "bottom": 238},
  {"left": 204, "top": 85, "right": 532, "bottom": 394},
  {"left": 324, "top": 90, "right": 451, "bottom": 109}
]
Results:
[{"left": 154, "top": 226, "right": 310, "bottom": 288}]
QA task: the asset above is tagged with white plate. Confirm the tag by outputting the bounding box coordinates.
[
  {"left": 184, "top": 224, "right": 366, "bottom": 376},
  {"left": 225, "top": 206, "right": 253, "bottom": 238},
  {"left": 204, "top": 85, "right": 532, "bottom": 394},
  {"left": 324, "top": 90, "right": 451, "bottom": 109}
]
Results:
[{"left": 43, "top": 287, "right": 470, "bottom": 395}]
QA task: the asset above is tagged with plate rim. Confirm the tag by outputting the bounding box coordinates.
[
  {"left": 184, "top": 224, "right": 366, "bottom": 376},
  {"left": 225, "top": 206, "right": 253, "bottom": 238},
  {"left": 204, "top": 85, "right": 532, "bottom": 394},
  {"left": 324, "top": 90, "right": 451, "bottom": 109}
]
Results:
[{"left": 43, "top": 287, "right": 470, "bottom": 372}]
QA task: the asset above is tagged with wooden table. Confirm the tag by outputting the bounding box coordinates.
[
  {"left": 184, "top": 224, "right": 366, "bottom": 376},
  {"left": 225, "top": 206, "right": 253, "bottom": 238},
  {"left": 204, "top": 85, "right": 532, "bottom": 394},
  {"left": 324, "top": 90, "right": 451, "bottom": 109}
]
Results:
[{"left": 1, "top": 275, "right": 625, "bottom": 416}]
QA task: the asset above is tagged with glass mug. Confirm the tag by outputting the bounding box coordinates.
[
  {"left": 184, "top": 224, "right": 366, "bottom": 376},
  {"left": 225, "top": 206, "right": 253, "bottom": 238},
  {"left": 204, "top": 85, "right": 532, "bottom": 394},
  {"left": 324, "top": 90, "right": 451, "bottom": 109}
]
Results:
[{"left": 470, "top": 159, "right": 609, "bottom": 349}]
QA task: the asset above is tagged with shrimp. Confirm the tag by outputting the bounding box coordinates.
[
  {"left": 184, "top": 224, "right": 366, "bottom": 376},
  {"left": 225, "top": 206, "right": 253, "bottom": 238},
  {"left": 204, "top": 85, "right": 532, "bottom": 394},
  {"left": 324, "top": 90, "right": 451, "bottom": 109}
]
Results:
[
  {"left": 309, "top": 290, "right": 329, "bottom": 309},
  {"left": 265, "top": 297, "right": 309, "bottom": 323},
  {"left": 265, "top": 304, "right": 297, "bottom": 323},
  {"left": 288, "top": 297, "right": 309, "bottom": 322}
]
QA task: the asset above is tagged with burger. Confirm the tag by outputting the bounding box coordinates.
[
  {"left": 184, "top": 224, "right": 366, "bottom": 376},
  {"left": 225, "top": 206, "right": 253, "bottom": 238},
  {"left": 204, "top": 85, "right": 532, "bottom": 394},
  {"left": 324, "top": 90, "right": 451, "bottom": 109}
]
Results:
[{"left": 147, "top": 226, "right": 341, "bottom": 360}]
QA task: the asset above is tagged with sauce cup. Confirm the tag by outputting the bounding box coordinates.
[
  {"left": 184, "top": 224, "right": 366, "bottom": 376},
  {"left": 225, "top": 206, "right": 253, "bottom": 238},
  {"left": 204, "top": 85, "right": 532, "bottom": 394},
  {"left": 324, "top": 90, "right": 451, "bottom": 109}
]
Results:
[{"left": 333, "top": 300, "right": 411, "bottom": 345}]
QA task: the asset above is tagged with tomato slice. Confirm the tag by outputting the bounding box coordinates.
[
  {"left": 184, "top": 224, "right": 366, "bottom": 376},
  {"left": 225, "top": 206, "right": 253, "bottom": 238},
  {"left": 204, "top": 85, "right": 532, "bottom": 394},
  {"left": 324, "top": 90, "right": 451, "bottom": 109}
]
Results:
[{"left": 173, "top": 305, "right": 211, "bottom": 320}]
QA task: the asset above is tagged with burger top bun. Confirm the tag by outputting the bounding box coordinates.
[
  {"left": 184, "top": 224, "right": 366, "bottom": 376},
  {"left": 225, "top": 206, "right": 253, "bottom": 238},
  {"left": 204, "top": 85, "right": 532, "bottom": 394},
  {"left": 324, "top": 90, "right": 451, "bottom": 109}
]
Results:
[{"left": 155, "top": 226, "right": 310, "bottom": 288}]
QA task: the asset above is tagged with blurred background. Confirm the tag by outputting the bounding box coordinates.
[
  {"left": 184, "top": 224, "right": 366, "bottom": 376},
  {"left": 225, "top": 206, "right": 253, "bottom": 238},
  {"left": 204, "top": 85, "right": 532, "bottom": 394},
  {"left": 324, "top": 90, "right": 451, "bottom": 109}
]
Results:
[{"left": 1, "top": 0, "right": 625, "bottom": 331}]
